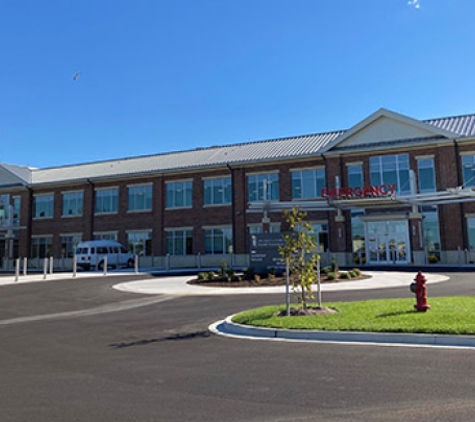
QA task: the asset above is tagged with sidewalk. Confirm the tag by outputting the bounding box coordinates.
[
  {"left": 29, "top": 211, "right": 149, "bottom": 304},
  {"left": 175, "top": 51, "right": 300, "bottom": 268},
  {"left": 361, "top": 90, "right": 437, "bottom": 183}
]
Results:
[{"left": 113, "top": 271, "right": 448, "bottom": 296}]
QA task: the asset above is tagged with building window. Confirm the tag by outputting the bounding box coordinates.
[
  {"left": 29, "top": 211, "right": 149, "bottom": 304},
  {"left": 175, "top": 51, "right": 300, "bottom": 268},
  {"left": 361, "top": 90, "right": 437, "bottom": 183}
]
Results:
[
  {"left": 248, "top": 173, "right": 279, "bottom": 202},
  {"left": 62, "top": 192, "right": 83, "bottom": 217},
  {"left": 166, "top": 229, "right": 193, "bottom": 255},
  {"left": 94, "top": 232, "right": 118, "bottom": 241},
  {"left": 204, "top": 177, "right": 232, "bottom": 205},
  {"left": 0, "top": 194, "right": 9, "bottom": 225},
  {"left": 309, "top": 223, "right": 329, "bottom": 253},
  {"left": 468, "top": 217, "right": 475, "bottom": 250},
  {"left": 166, "top": 181, "right": 192, "bottom": 208},
  {"left": 351, "top": 211, "right": 365, "bottom": 264},
  {"left": 34, "top": 194, "right": 54, "bottom": 218},
  {"left": 128, "top": 185, "right": 152, "bottom": 212},
  {"left": 291, "top": 169, "right": 325, "bottom": 199},
  {"left": 13, "top": 196, "right": 20, "bottom": 225},
  {"left": 370, "top": 154, "right": 410, "bottom": 195},
  {"left": 347, "top": 164, "right": 363, "bottom": 189},
  {"left": 95, "top": 188, "right": 118, "bottom": 214},
  {"left": 248, "top": 224, "right": 281, "bottom": 234},
  {"left": 61, "top": 235, "right": 82, "bottom": 258},
  {"left": 127, "top": 231, "right": 152, "bottom": 256},
  {"left": 31, "top": 236, "right": 53, "bottom": 258},
  {"left": 417, "top": 158, "right": 436, "bottom": 193},
  {"left": 423, "top": 207, "right": 440, "bottom": 259},
  {"left": 204, "top": 227, "right": 233, "bottom": 254},
  {"left": 462, "top": 155, "right": 475, "bottom": 187}
]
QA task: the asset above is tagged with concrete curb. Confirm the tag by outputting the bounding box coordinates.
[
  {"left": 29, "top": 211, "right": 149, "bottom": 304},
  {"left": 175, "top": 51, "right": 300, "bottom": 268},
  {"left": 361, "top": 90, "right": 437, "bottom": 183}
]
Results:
[{"left": 209, "top": 315, "right": 475, "bottom": 349}]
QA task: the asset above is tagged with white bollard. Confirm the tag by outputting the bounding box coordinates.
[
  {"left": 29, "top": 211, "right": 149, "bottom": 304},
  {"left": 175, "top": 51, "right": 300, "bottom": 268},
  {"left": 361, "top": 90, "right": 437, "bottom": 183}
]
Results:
[
  {"left": 49, "top": 257, "right": 54, "bottom": 274},
  {"left": 23, "top": 257, "right": 27, "bottom": 276},
  {"left": 134, "top": 254, "right": 139, "bottom": 274},
  {"left": 15, "top": 258, "right": 20, "bottom": 282},
  {"left": 43, "top": 258, "right": 48, "bottom": 279},
  {"left": 73, "top": 255, "right": 77, "bottom": 278},
  {"left": 103, "top": 256, "right": 107, "bottom": 276}
]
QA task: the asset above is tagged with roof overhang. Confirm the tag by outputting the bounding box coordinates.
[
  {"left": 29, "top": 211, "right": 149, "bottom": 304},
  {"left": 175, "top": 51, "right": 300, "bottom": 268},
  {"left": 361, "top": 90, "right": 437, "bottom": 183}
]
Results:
[{"left": 247, "top": 187, "right": 475, "bottom": 213}]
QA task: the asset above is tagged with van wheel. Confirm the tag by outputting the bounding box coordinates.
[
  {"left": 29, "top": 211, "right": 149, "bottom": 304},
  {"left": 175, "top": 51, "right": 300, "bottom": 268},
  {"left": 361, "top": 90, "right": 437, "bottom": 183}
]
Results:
[{"left": 127, "top": 259, "right": 134, "bottom": 268}]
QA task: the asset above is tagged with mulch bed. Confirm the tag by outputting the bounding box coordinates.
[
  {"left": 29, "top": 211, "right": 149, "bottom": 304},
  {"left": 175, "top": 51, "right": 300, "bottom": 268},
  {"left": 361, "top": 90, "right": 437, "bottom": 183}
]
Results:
[{"left": 187, "top": 274, "right": 371, "bottom": 288}]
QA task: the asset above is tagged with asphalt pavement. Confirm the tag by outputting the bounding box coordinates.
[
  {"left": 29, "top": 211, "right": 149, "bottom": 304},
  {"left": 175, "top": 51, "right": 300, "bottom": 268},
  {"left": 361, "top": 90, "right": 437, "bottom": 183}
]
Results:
[{"left": 2, "top": 269, "right": 459, "bottom": 349}]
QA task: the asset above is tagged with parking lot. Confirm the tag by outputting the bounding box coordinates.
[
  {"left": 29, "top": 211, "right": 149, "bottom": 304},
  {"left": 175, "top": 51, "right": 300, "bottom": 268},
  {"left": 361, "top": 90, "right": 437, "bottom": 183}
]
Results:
[{"left": 1, "top": 271, "right": 475, "bottom": 421}]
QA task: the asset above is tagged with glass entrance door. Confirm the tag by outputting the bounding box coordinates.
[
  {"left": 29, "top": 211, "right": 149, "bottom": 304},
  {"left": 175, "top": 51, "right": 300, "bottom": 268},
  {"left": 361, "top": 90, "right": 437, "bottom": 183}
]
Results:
[{"left": 366, "top": 220, "right": 409, "bottom": 264}]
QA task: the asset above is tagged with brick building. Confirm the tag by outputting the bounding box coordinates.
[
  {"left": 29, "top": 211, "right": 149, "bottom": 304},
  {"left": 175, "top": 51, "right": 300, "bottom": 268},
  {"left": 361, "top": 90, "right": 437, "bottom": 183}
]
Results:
[{"left": 2, "top": 108, "right": 475, "bottom": 269}]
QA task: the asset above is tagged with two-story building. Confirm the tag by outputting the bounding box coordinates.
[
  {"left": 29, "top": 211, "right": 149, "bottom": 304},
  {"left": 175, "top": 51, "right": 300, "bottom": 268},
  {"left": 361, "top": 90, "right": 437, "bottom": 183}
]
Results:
[{"left": 2, "top": 108, "right": 475, "bottom": 269}]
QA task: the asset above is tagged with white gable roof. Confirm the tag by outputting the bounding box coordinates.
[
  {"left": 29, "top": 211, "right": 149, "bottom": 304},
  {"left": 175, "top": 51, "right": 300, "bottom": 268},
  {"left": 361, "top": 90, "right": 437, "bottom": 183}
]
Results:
[{"left": 322, "top": 108, "right": 459, "bottom": 153}]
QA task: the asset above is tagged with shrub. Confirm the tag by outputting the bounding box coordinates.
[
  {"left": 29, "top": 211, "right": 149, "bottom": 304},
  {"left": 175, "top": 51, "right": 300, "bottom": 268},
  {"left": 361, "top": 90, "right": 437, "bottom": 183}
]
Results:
[
  {"left": 326, "top": 272, "right": 338, "bottom": 280},
  {"left": 352, "top": 268, "right": 362, "bottom": 276},
  {"left": 197, "top": 272, "right": 208, "bottom": 280},
  {"left": 207, "top": 271, "right": 215, "bottom": 281},
  {"left": 225, "top": 268, "right": 235, "bottom": 282},
  {"left": 254, "top": 274, "right": 261, "bottom": 282},
  {"left": 339, "top": 271, "right": 351, "bottom": 279},
  {"left": 348, "top": 271, "right": 356, "bottom": 278}
]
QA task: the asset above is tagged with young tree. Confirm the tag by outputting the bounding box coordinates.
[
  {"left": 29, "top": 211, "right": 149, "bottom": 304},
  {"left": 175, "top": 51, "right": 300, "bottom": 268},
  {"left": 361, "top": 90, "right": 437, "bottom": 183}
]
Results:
[{"left": 279, "top": 207, "right": 320, "bottom": 311}]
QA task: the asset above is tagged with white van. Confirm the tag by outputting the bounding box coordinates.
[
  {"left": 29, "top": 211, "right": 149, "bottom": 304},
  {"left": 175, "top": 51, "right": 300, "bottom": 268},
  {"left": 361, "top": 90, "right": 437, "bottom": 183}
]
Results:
[{"left": 75, "top": 240, "right": 135, "bottom": 271}]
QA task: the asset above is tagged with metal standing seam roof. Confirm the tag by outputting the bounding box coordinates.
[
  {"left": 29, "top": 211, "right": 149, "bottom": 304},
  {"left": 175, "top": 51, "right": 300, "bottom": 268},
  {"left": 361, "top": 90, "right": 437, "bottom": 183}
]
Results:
[
  {"left": 3, "top": 112, "right": 475, "bottom": 188},
  {"left": 424, "top": 114, "right": 475, "bottom": 137},
  {"left": 29, "top": 131, "right": 344, "bottom": 185}
]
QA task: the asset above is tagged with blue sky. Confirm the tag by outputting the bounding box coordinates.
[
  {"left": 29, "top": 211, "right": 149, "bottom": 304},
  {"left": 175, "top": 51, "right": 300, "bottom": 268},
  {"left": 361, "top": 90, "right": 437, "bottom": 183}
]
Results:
[{"left": 1, "top": 0, "right": 474, "bottom": 168}]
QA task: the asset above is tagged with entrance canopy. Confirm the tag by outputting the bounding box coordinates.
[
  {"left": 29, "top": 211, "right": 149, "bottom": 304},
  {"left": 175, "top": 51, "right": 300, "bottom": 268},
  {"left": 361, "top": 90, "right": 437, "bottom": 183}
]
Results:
[{"left": 247, "top": 186, "right": 475, "bottom": 213}]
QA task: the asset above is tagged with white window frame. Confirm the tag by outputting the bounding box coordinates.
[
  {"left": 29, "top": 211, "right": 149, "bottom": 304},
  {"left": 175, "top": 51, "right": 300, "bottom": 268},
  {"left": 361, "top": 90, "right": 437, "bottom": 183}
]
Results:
[
  {"left": 203, "top": 226, "right": 233, "bottom": 254},
  {"left": 34, "top": 193, "right": 54, "bottom": 219},
  {"left": 203, "top": 176, "right": 232, "bottom": 206},
  {"left": 95, "top": 187, "right": 119, "bottom": 215},
  {"left": 165, "top": 227, "right": 194, "bottom": 255},
  {"left": 247, "top": 172, "right": 279, "bottom": 202},
  {"left": 127, "top": 230, "right": 152, "bottom": 256},
  {"left": 62, "top": 191, "right": 84, "bottom": 217},
  {"left": 291, "top": 167, "right": 326, "bottom": 199},
  {"left": 127, "top": 184, "right": 153, "bottom": 212},
  {"left": 166, "top": 180, "right": 193, "bottom": 209}
]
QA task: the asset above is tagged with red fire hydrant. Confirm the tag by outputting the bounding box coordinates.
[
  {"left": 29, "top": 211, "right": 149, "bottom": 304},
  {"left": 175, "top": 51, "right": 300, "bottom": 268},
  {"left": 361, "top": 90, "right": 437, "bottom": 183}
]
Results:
[{"left": 413, "top": 271, "right": 430, "bottom": 312}]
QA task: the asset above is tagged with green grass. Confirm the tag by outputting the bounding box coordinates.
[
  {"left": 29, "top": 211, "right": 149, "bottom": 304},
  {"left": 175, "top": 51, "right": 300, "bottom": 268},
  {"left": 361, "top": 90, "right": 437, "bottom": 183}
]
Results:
[{"left": 231, "top": 297, "right": 475, "bottom": 335}]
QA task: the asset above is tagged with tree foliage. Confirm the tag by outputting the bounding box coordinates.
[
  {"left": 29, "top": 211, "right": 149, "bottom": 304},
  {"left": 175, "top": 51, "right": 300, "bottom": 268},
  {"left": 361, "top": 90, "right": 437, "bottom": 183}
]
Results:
[{"left": 279, "top": 207, "right": 319, "bottom": 310}]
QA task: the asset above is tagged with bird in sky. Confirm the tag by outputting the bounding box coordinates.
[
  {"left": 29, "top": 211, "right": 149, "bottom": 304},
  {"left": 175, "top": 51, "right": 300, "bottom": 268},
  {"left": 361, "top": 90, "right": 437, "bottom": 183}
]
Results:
[{"left": 73, "top": 72, "right": 80, "bottom": 81}]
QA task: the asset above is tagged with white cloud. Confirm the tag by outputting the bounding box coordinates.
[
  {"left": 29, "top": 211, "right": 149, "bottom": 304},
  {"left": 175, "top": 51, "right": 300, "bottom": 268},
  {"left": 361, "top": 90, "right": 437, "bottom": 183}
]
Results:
[{"left": 408, "top": 0, "right": 421, "bottom": 9}]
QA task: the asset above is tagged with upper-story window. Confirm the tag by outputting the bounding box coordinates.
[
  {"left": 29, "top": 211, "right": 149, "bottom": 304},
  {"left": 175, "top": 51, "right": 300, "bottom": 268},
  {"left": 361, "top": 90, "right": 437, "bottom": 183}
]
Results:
[
  {"left": 13, "top": 196, "right": 20, "bottom": 225},
  {"left": 62, "top": 191, "right": 83, "bottom": 217},
  {"left": 291, "top": 168, "right": 325, "bottom": 199},
  {"left": 34, "top": 194, "right": 54, "bottom": 219},
  {"left": 370, "top": 154, "right": 410, "bottom": 195},
  {"left": 204, "top": 177, "right": 232, "bottom": 205},
  {"left": 248, "top": 173, "right": 279, "bottom": 202},
  {"left": 128, "top": 184, "right": 152, "bottom": 212},
  {"left": 347, "top": 164, "right": 363, "bottom": 188},
  {"left": 166, "top": 180, "right": 192, "bottom": 208},
  {"left": 417, "top": 158, "right": 436, "bottom": 193},
  {"left": 95, "top": 188, "right": 118, "bottom": 214},
  {"left": 462, "top": 155, "right": 475, "bottom": 187}
]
